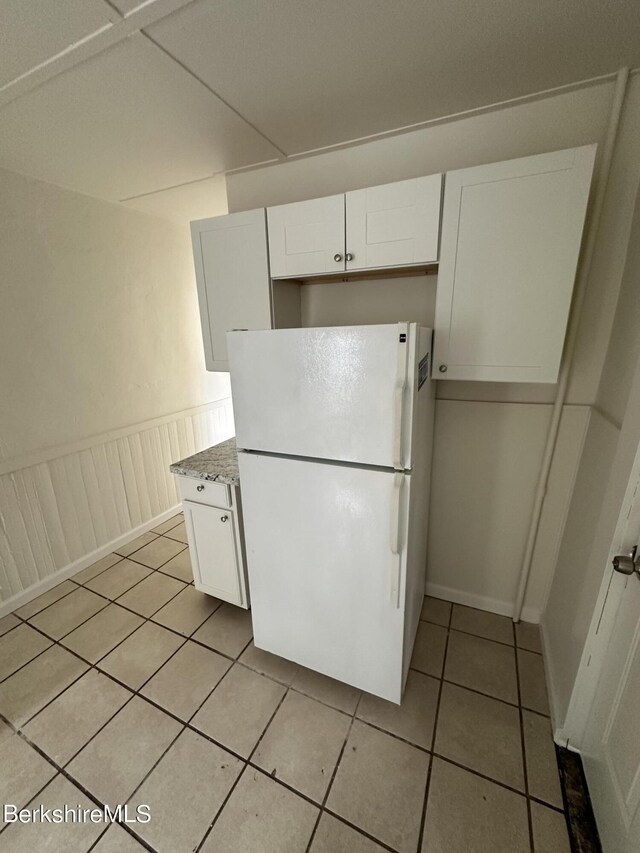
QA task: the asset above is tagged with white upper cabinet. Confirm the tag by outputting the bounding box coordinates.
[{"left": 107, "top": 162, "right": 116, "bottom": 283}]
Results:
[
  {"left": 191, "top": 209, "right": 272, "bottom": 370},
  {"left": 433, "top": 145, "right": 596, "bottom": 383},
  {"left": 267, "top": 195, "right": 345, "bottom": 278},
  {"left": 345, "top": 174, "right": 442, "bottom": 271},
  {"left": 267, "top": 175, "right": 442, "bottom": 278}
]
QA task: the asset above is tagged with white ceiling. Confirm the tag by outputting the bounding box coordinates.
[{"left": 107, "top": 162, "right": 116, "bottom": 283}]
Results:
[
  {"left": 0, "top": 0, "right": 639, "bottom": 216},
  {"left": 0, "top": 33, "right": 278, "bottom": 200},
  {"left": 121, "top": 173, "right": 227, "bottom": 224},
  {"left": 0, "top": 0, "right": 117, "bottom": 88}
]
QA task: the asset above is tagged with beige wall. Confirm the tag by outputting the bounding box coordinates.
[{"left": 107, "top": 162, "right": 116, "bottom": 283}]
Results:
[
  {"left": 0, "top": 167, "right": 232, "bottom": 608},
  {"left": 596, "top": 187, "right": 640, "bottom": 426},
  {"left": 544, "top": 177, "right": 640, "bottom": 733},
  {"left": 0, "top": 167, "right": 229, "bottom": 463},
  {"left": 227, "top": 77, "right": 640, "bottom": 620}
]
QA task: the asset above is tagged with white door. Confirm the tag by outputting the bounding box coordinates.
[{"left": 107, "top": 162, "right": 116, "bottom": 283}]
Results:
[
  {"left": 581, "top": 500, "right": 640, "bottom": 851},
  {"left": 345, "top": 175, "right": 442, "bottom": 271},
  {"left": 191, "top": 209, "right": 272, "bottom": 370},
  {"left": 433, "top": 145, "right": 596, "bottom": 382},
  {"left": 227, "top": 323, "right": 417, "bottom": 469},
  {"left": 183, "top": 500, "right": 245, "bottom": 606},
  {"left": 238, "top": 451, "right": 410, "bottom": 702},
  {"left": 267, "top": 195, "right": 345, "bottom": 278}
]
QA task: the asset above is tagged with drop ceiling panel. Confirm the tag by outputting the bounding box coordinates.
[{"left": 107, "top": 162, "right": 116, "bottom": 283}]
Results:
[
  {"left": 148, "top": 0, "right": 640, "bottom": 154},
  {"left": 108, "top": 0, "right": 147, "bottom": 13},
  {"left": 0, "top": 0, "right": 118, "bottom": 89},
  {"left": 121, "top": 174, "right": 227, "bottom": 224},
  {"left": 0, "top": 34, "right": 280, "bottom": 200}
]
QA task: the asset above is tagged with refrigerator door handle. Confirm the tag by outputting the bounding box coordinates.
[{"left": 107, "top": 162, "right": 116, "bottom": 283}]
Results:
[
  {"left": 390, "top": 472, "right": 404, "bottom": 607},
  {"left": 392, "top": 323, "right": 410, "bottom": 470}
]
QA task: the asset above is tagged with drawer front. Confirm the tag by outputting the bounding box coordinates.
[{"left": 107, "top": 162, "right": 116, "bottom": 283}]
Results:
[{"left": 178, "top": 476, "right": 230, "bottom": 507}]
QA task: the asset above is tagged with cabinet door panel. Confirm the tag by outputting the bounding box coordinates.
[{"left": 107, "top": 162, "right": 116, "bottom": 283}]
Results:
[
  {"left": 183, "top": 500, "right": 243, "bottom": 605},
  {"left": 267, "top": 195, "right": 345, "bottom": 277},
  {"left": 191, "top": 209, "right": 271, "bottom": 370},
  {"left": 433, "top": 145, "right": 596, "bottom": 383},
  {"left": 346, "top": 175, "right": 442, "bottom": 271}
]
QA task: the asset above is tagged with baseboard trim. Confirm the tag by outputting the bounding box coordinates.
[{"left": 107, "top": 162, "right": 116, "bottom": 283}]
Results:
[
  {"left": 424, "top": 581, "right": 541, "bottom": 623},
  {"left": 0, "top": 505, "right": 181, "bottom": 618},
  {"left": 539, "top": 616, "right": 569, "bottom": 747}
]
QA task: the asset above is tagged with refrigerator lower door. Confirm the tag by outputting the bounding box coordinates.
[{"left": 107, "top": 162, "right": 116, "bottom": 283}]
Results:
[
  {"left": 228, "top": 324, "right": 417, "bottom": 469},
  {"left": 238, "top": 451, "right": 411, "bottom": 703}
]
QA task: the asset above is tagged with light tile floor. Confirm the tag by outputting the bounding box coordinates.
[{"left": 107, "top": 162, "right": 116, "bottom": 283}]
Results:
[{"left": 0, "top": 515, "right": 570, "bottom": 852}]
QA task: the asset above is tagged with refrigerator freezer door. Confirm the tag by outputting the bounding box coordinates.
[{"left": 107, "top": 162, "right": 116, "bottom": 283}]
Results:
[
  {"left": 238, "top": 451, "right": 410, "bottom": 703},
  {"left": 228, "top": 324, "right": 416, "bottom": 469}
]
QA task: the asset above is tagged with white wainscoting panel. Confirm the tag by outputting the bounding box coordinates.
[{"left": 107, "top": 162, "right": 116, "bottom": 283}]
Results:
[{"left": 0, "top": 398, "right": 234, "bottom": 612}]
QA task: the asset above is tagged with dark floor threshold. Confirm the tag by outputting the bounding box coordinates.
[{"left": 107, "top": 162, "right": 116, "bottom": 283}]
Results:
[{"left": 556, "top": 745, "right": 602, "bottom": 853}]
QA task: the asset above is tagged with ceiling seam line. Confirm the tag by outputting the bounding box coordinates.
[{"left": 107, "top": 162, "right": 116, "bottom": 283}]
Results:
[
  {"left": 0, "top": 0, "right": 198, "bottom": 108},
  {"left": 273, "top": 66, "right": 640, "bottom": 163},
  {"left": 119, "top": 172, "right": 225, "bottom": 202},
  {"left": 140, "top": 30, "right": 288, "bottom": 159},
  {"left": 100, "top": 0, "right": 126, "bottom": 19}
]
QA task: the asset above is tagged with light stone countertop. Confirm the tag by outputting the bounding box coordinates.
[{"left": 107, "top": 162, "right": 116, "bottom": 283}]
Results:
[{"left": 169, "top": 437, "right": 239, "bottom": 485}]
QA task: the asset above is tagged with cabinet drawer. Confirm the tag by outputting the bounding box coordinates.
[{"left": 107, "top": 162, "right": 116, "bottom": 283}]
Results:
[{"left": 178, "top": 476, "right": 230, "bottom": 507}]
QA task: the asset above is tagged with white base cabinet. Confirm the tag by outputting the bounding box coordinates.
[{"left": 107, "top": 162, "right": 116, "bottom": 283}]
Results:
[{"left": 178, "top": 476, "right": 249, "bottom": 608}]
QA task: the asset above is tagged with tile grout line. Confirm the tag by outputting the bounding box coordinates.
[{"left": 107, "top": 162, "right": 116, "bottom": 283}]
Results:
[
  {"left": 8, "top": 572, "right": 234, "bottom": 735},
  {"left": 1, "top": 570, "right": 190, "bottom": 690},
  {"left": 514, "top": 619, "right": 536, "bottom": 853},
  {"left": 0, "top": 708, "right": 141, "bottom": 846},
  {"left": 6, "top": 524, "right": 182, "bottom": 626},
  {"left": 304, "top": 688, "right": 363, "bottom": 853},
  {"left": 1, "top": 582, "right": 206, "bottom": 737},
  {"left": 319, "top": 809, "right": 399, "bottom": 853},
  {"left": 3, "top": 531, "right": 193, "bottom": 675},
  {"left": 194, "top": 680, "right": 294, "bottom": 853},
  {"left": 6, "top": 551, "right": 230, "bottom": 690},
  {"left": 5, "top": 610, "right": 557, "bottom": 799},
  {"left": 2, "top": 589, "right": 556, "bottom": 851},
  {"left": 416, "top": 600, "right": 454, "bottom": 852},
  {"left": 1, "top": 583, "right": 536, "bottom": 675},
  {"left": 4, "top": 565, "right": 247, "bottom": 741},
  {"left": 5, "top": 617, "right": 559, "bottom": 823},
  {"left": 4, "top": 606, "right": 555, "bottom": 779},
  {"left": 409, "top": 664, "right": 551, "bottom": 718},
  {"left": 419, "top": 611, "right": 544, "bottom": 656},
  {"left": 113, "top": 630, "right": 257, "bottom": 848},
  {"left": 0, "top": 592, "right": 233, "bottom": 851},
  {"left": 5, "top": 584, "right": 536, "bottom": 652}
]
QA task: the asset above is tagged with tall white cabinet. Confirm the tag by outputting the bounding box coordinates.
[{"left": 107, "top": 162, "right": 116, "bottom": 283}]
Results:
[
  {"left": 191, "top": 208, "right": 300, "bottom": 371},
  {"left": 191, "top": 209, "right": 272, "bottom": 371},
  {"left": 433, "top": 145, "right": 596, "bottom": 383}
]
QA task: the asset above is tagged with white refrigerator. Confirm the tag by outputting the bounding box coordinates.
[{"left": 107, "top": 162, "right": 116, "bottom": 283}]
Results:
[{"left": 227, "top": 323, "right": 435, "bottom": 703}]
